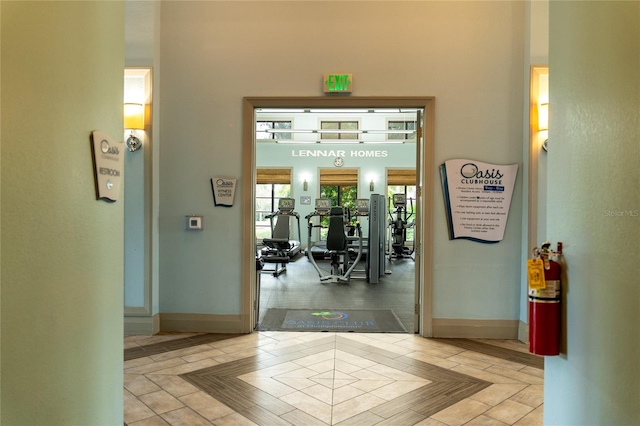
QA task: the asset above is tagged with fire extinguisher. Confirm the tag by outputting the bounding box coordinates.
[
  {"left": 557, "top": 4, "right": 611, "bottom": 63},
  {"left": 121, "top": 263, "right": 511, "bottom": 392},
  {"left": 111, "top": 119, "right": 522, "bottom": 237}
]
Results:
[{"left": 528, "top": 241, "right": 562, "bottom": 356}]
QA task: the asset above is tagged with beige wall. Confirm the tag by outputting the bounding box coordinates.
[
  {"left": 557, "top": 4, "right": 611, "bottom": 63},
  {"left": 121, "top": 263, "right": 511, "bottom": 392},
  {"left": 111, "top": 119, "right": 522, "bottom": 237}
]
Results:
[{"left": 1, "top": 2, "right": 124, "bottom": 424}]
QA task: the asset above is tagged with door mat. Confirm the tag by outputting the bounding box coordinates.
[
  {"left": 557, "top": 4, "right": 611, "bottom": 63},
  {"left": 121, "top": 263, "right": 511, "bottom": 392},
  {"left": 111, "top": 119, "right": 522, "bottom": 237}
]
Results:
[{"left": 258, "top": 308, "right": 407, "bottom": 333}]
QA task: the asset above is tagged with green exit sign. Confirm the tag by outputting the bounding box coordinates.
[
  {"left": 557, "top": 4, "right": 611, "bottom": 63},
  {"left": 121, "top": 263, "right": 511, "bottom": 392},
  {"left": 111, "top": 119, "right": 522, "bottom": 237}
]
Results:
[{"left": 324, "top": 74, "right": 352, "bottom": 93}]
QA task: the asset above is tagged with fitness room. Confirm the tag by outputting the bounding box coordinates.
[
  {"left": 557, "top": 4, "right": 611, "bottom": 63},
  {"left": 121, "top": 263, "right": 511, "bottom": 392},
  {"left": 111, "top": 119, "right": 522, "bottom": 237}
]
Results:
[{"left": 252, "top": 102, "right": 427, "bottom": 334}]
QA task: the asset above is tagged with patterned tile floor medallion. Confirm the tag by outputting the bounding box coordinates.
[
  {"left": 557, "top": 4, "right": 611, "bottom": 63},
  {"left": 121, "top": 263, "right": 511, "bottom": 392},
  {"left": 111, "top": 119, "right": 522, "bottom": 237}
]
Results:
[{"left": 124, "top": 332, "right": 544, "bottom": 426}]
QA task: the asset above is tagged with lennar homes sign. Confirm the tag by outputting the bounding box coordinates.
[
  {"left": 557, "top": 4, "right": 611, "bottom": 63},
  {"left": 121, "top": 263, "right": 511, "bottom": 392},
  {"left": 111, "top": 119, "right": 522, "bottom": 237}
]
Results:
[
  {"left": 91, "top": 131, "right": 123, "bottom": 202},
  {"left": 290, "top": 149, "right": 388, "bottom": 158}
]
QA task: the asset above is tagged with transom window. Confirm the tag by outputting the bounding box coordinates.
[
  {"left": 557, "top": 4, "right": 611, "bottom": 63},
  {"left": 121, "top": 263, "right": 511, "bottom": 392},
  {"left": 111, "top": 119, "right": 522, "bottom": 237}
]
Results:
[
  {"left": 320, "top": 121, "right": 358, "bottom": 140},
  {"left": 388, "top": 120, "right": 416, "bottom": 140},
  {"left": 256, "top": 121, "right": 292, "bottom": 140}
]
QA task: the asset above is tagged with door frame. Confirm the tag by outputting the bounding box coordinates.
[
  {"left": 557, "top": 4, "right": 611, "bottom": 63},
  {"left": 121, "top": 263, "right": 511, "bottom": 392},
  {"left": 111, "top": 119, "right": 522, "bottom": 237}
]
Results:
[{"left": 241, "top": 96, "right": 435, "bottom": 336}]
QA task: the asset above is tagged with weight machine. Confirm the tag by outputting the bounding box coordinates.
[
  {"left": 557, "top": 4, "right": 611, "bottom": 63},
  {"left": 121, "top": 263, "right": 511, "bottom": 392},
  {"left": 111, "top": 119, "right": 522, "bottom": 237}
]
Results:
[
  {"left": 306, "top": 196, "right": 388, "bottom": 284},
  {"left": 306, "top": 199, "right": 363, "bottom": 283}
]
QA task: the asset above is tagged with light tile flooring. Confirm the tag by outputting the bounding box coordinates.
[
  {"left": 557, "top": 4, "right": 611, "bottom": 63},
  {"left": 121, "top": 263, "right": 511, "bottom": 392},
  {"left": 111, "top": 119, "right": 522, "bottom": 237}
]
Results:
[{"left": 124, "top": 332, "right": 543, "bottom": 426}]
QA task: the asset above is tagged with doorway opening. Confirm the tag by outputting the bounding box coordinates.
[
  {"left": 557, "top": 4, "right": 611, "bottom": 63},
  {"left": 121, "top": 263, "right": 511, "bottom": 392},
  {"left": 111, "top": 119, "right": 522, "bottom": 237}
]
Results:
[{"left": 241, "top": 97, "right": 435, "bottom": 336}]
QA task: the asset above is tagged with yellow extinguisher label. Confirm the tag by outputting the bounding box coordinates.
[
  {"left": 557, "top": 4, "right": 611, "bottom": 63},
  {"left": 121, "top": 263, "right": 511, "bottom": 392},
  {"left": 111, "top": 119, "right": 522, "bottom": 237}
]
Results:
[{"left": 527, "top": 258, "right": 546, "bottom": 290}]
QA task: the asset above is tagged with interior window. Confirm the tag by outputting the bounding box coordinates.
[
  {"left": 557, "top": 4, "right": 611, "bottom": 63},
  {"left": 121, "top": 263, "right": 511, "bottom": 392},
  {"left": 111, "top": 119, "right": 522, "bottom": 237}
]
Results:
[
  {"left": 256, "top": 121, "right": 292, "bottom": 140},
  {"left": 320, "top": 121, "right": 358, "bottom": 140},
  {"left": 387, "top": 169, "right": 417, "bottom": 243},
  {"left": 318, "top": 169, "right": 359, "bottom": 238},
  {"left": 387, "top": 120, "right": 416, "bottom": 140},
  {"left": 256, "top": 168, "right": 292, "bottom": 240}
]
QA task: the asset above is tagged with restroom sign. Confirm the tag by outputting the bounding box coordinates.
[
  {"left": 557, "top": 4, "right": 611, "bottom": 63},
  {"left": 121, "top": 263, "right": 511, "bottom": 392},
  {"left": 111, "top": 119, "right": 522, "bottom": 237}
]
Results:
[
  {"left": 324, "top": 74, "right": 352, "bottom": 93},
  {"left": 91, "top": 131, "right": 123, "bottom": 202}
]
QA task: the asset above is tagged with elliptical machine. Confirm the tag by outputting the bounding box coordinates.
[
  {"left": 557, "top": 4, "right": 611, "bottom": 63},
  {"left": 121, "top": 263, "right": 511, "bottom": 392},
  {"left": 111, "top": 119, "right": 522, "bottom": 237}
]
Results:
[
  {"left": 260, "top": 197, "right": 302, "bottom": 276},
  {"left": 304, "top": 198, "right": 332, "bottom": 261},
  {"left": 388, "top": 193, "right": 415, "bottom": 260}
]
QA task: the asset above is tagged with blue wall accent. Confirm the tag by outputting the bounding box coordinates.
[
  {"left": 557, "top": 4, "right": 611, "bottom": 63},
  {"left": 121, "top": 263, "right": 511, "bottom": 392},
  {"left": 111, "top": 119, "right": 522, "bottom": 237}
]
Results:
[
  {"left": 158, "top": 1, "right": 525, "bottom": 321},
  {"left": 544, "top": 2, "right": 640, "bottom": 424},
  {"left": 124, "top": 141, "right": 146, "bottom": 307}
]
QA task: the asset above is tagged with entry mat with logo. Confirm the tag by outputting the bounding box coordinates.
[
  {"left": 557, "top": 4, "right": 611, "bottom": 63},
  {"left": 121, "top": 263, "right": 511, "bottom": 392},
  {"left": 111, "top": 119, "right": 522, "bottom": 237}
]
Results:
[{"left": 258, "top": 308, "right": 408, "bottom": 333}]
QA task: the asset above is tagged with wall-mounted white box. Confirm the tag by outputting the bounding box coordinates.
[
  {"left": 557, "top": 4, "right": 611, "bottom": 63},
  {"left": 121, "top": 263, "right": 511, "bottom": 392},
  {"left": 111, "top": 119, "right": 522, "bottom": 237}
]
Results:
[{"left": 185, "top": 215, "right": 203, "bottom": 230}]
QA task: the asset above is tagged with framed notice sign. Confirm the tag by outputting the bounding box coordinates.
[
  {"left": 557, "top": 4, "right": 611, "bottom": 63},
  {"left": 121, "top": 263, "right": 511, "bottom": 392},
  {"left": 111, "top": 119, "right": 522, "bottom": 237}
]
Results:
[{"left": 440, "top": 159, "right": 518, "bottom": 243}]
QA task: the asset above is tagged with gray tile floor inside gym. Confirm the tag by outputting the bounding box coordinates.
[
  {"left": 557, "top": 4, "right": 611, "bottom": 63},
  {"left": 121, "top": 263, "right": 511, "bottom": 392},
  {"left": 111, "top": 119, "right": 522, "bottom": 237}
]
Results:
[{"left": 257, "top": 250, "right": 416, "bottom": 333}]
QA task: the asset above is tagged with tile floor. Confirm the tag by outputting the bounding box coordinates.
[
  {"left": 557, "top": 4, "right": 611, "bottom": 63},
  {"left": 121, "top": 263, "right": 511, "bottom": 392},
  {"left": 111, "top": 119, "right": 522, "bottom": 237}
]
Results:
[{"left": 124, "top": 332, "right": 543, "bottom": 426}]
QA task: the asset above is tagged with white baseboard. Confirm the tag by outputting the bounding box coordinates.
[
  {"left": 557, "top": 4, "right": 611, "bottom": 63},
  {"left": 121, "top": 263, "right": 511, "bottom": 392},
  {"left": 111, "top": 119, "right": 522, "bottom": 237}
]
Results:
[
  {"left": 518, "top": 320, "right": 529, "bottom": 344},
  {"left": 432, "top": 318, "right": 519, "bottom": 339},
  {"left": 124, "top": 314, "right": 160, "bottom": 336},
  {"left": 151, "top": 315, "right": 521, "bottom": 339},
  {"left": 159, "top": 313, "right": 245, "bottom": 334}
]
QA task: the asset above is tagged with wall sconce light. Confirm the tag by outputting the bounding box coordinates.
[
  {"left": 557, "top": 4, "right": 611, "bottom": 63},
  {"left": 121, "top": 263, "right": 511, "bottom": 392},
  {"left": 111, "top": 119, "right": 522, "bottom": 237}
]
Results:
[
  {"left": 538, "top": 103, "right": 549, "bottom": 131},
  {"left": 124, "top": 103, "right": 144, "bottom": 152},
  {"left": 303, "top": 179, "right": 308, "bottom": 191},
  {"left": 369, "top": 180, "right": 375, "bottom": 191},
  {"left": 538, "top": 103, "right": 549, "bottom": 151}
]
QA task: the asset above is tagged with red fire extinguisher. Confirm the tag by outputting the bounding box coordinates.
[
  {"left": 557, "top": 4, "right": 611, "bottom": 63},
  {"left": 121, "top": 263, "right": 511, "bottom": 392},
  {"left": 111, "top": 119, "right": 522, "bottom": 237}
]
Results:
[{"left": 528, "top": 241, "right": 562, "bottom": 356}]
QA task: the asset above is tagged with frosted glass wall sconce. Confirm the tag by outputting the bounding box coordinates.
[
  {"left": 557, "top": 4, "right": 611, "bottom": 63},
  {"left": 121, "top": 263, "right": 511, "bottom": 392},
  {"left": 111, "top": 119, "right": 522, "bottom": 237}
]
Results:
[{"left": 124, "top": 103, "right": 144, "bottom": 152}]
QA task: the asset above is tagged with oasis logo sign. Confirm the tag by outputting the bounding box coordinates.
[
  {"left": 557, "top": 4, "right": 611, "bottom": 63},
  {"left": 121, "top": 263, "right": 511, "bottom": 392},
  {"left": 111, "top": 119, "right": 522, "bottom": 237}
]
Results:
[
  {"left": 311, "top": 311, "right": 349, "bottom": 320},
  {"left": 216, "top": 179, "right": 234, "bottom": 187},
  {"left": 100, "top": 140, "right": 119, "bottom": 155},
  {"left": 460, "top": 162, "right": 504, "bottom": 185}
]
